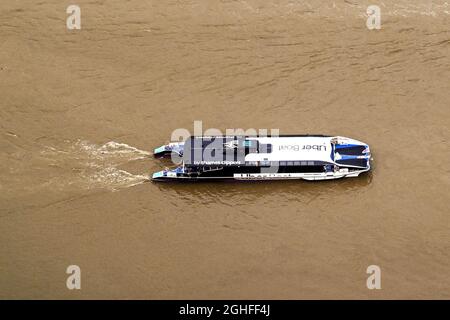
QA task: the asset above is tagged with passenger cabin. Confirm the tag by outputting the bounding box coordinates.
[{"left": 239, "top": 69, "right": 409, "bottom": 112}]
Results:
[{"left": 181, "top": 135, "right": 357, "bottom": 176}]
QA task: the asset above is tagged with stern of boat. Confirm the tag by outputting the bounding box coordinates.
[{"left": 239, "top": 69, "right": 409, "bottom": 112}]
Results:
[
  {"left": 151, "top": 166, "right": 185, "bottom": 181},
  {"left": 153, "top": 142, "right": 184, "bottom": 158}
]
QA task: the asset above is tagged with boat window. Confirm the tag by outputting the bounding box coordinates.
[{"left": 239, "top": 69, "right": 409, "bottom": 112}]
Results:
[
  {"left": 243, "top": 140, "right": 254, "bottom": 147},
  {"left": 258, "top": 143, "right": 272, "bottom": 153}
]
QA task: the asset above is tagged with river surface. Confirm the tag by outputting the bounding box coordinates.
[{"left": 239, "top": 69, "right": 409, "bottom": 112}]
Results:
[{"left": 0, "top": 0, "right": 449, "bottom": 299}]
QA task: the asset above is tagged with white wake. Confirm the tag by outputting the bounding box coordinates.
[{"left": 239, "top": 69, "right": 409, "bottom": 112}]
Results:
[{"left": 41, "top": 140, "right": 151, "bottom": 191}]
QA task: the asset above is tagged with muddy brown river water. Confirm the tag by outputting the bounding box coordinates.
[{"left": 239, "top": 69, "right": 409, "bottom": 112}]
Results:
[{"left": 0, "top": 1, "right": 449, "bottom": 299}]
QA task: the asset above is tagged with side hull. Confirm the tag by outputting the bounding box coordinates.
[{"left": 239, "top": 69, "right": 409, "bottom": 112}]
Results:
[{"left": 152, "top": 168, "right": 369, "bottom": 181}]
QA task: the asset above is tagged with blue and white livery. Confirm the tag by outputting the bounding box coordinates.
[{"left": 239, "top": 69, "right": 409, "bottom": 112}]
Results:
[{"left": 152, "top": 135, "right": 372, "bottom": 181}]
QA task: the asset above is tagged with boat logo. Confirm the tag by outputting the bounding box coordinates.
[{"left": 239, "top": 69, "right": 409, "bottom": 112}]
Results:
[
  {"left": 279, "top": 144, "right": 326, "bottom": 151},
  {"left": 223, "top": 140, "right": 239, "bottom": 149}
]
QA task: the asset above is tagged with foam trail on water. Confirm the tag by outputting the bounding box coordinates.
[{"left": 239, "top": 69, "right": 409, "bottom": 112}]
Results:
[
  {"left": 76, "top": 140, "right": 152, "bottom": 161},
  {"left": 40, "top": 140, "right": 151, "bottom": 191},
  {"left": 82, "top": 166, "right": 150, "bottom": 191}
]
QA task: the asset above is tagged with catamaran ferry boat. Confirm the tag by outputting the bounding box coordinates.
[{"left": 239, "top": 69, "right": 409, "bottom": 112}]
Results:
[{"left": 152, "top": 135, "right": 371, "bottom": 181}]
